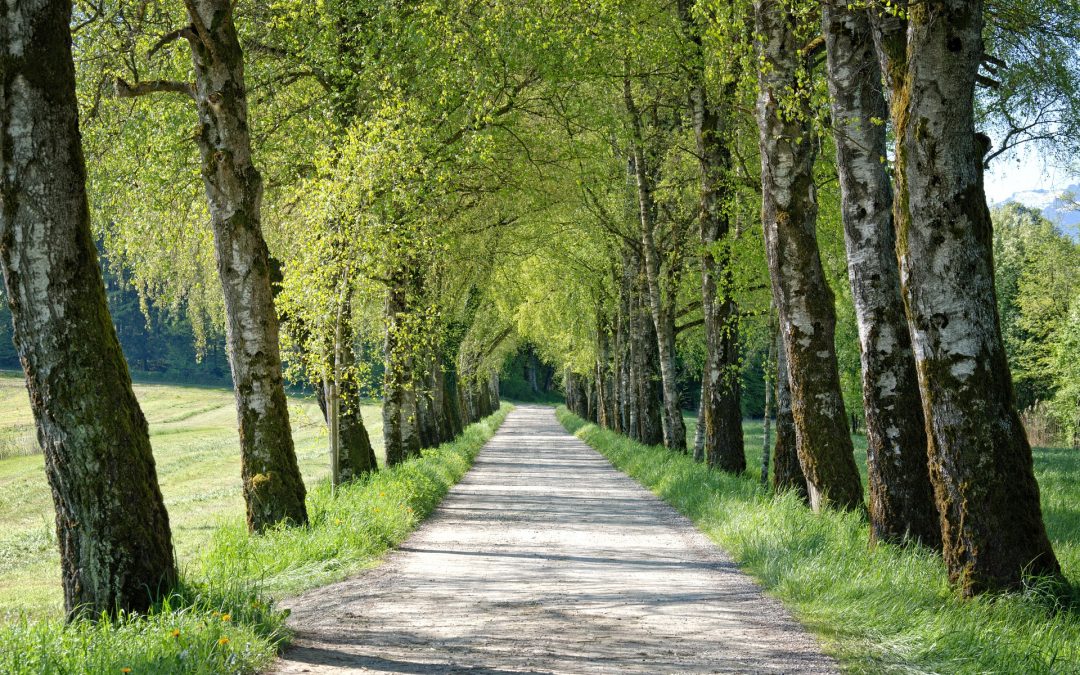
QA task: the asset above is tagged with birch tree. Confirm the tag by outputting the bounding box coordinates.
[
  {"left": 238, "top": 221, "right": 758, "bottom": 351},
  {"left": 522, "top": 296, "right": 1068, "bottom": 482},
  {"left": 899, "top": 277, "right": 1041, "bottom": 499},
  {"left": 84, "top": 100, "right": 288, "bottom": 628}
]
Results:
[
  {"left": 0, "top": 0, "right": 177, "bottom": 616},
  {"left": 889, "top": 0, "right": 1061, "bottom": 593},
  {"left": 753, "top": 0, "right": 863, "bottom": 510},
  {"left": 822, "top": 0, "right": 939, "bottom": 546},
  {"left": 114, "top": 0, "right": 308, "bottom": 531}
]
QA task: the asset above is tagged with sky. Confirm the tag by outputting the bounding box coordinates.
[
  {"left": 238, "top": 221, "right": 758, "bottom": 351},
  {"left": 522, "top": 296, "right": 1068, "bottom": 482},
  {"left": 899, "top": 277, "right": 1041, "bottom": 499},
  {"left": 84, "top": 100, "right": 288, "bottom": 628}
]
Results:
[{"left": 984, "top": 147, "right": 1078, "bottom": 204}]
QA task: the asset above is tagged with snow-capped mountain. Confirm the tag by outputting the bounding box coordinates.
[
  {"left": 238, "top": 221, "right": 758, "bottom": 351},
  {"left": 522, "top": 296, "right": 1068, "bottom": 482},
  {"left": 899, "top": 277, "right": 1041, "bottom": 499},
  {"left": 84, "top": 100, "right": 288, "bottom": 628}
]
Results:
[{"left": 993, "top": 184, "right": 1080, "bottom": 239}]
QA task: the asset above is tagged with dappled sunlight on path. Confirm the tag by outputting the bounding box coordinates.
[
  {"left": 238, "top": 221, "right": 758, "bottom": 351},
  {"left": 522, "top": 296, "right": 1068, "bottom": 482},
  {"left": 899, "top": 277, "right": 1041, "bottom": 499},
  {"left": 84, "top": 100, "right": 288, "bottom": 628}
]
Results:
[{"left": 272, "top": 405, "right": 836, "bottom": 674}]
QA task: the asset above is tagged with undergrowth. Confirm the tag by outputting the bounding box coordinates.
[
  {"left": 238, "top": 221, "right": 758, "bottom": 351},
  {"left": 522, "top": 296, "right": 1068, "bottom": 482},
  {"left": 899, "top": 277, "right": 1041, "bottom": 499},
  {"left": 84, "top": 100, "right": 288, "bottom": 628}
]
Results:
[
  {"left": 557, "top": 407, "right": 1080, "bottom": 674},
  {"left": 0, "top": 404, "right": 511, "bottom": 674}
]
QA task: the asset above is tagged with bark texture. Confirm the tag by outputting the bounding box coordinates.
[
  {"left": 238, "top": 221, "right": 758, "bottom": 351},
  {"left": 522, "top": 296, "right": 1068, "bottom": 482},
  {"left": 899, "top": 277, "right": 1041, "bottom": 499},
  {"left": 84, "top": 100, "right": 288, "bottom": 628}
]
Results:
[
  {"left": 625, "top": 81, "right": 687, "bottom": 451},
  {"left": 0, "top": 0, "right": 177, "bottom": 616},
  {"left": 338, "top": 336, "right": 378, "bottom": 480},
  {"left": 754, "top": 0, "right": 863, "bottom": 511},
  {"left": 630, "top": 253, "right": 664, "bottom": 446},
  {"left": 693, "top": 92, "right": 745, "bottom": 473},
  {"left": 894, "top": 0, "right": 1060, "bottom": 593},
  {"left": 679, "top": 0, "right": 746, "bottom": 472},
  {"left": 185, "top": 0, "right": 306, "bottom": 531},
  {"left": 822, "top": 1, "right": 939, "bottom": 547},
  {"left": 772, "top": 339, "right": 807, "bottom": 501}
]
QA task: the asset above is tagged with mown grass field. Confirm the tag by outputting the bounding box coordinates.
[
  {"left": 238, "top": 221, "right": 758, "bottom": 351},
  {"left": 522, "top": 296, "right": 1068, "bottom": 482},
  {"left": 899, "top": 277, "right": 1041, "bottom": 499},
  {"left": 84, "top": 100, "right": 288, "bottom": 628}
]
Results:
[
  {"left": 578, "top": 409, "right": 1080, "bottom": 673},
  {"left": 0, "top": 371, "right": 384, "bottom": 619},
  {"left": 0, "top": 394, "right": 510, "bottom": 674}
]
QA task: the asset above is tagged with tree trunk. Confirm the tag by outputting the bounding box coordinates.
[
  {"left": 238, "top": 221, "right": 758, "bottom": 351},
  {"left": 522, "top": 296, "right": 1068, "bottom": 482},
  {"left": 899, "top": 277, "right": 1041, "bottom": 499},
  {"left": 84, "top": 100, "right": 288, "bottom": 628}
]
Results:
[
  {"left": 622, "top": 251, "right": 641, "bottom": 441},
  {"left": 893, "top": 0, "right": 1060, "bottom": 593},
  {"left": 631, "top": 255, "right": 665, "bottom": 446},
  {"left": 489, "top": 372, "right": 501, "bottom": 413},
  {"left": 624, "top": 81, "right": 688, "bottom": 452},
  {"left": 401, "top": 373, "right": 421, "bottom": 458},
  {"left": 185, "top": 0, "right": 306, "bottom": 531},
  {"left": 772, "top": 339, "right": 808, "bottom": 501},
  {"left": 693, "top": 383, "right": 706, "bottom": 462},
  {"left": 340, "top": 393, "right": 377, "bottom": 478},
  {"left": 823, "top": 1, "right": 939, "bottom": 547},
  {"left": 760, "top": 326, "right": 776, "bottom": 487},
  {"left": 338, "top": 322, "right": 376, "bottom": 478},
  {"left": 442, "top": 358, "right": 464, "bottom": 438},
  {"left": 383, "top": 282, "right": 407, "bottom": 466},
  {"left": 612, "top": 298, "right": 626, "bottom": 435},
  {"left": 415, "top": 360, "right": 438, "bottom": 450},
  {"left": 429, "top": 357, "right": 450, "bottom": 444},
  {"left": 0, "top": 0, "right": 177, "bottom": 616},
  {"left": 680, "top": 0, "right": 745, "bottom": 472},
  {"left": 754, "top": 0, "right": 863, "bottom": 511},
  {"left": 325, "top": 375, "right": 341, "bottom": 488},
  {"left": 595, "top": 309, "right": 614, "bottom": 429}
]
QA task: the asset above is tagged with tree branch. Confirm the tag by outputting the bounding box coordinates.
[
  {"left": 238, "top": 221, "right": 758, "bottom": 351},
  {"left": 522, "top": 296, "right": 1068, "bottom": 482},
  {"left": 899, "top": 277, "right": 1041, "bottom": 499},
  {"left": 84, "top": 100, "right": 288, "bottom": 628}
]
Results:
[
  {"left": 182, "top": 0, "right": 219, "bottom": 61},
  {"left": 675, "top": 318, "right": 705, "bottom": 335},
  {"left": 114, "top": 77, "right": 195, "bottom": 100},
  {"left": 148, "top": 26, "right": 197, "bottom": 57}
]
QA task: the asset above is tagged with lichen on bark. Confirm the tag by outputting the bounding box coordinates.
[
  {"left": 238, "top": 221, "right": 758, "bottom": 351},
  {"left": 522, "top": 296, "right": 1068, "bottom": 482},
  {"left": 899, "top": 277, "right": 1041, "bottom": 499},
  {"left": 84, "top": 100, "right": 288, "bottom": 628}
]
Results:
[
  {"left": 754, "top": 0, "right": 864, "bottom": 511},
  {"left": 184, "top": 0, "right": 307, "bottom": 531},
  {"left": 823, "top": 0, "right": 939, "bottom": 547},
  {"left": 890, "top": 0, "right": 1061, "bottom": 593},
  {"left": 0, "top": 0, "right": 177, "bottom": 617}
]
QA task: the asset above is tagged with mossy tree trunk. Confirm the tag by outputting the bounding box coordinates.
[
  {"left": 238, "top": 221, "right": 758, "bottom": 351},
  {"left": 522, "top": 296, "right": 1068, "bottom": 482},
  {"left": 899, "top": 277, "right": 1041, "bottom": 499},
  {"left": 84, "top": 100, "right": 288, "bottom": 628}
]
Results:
[
  {"left": 0, "top": 0, "right": 177, "bottom": 617},
  {"left": 892, "top": 0, "right": 1060, "bottom": 593},
  {"left": 183, "top": 0, "right": 307, "bottom": 531},
  {"left": 679, "top": 0, "right": 746, "bottom": 472},
  {"left": 428, "top": 356, "right": 449, "bottom": 445},
  {"left": 754, "top": 0, "right": 864, "bottom": 511},
  {"left": 595, "top": 307, "right": 614, "bottom": 429},
  {"left": 823, "top": 0, "right": 939, "bottom": 547},
  {"left": 337, "top": 315, "right": 377, "bottom": 479},
  {"left": 401, "top": 364, "right": 421, "bottom": 458},
  {"left": 772, "top": 340, "right": 808, "bottom": 501}
]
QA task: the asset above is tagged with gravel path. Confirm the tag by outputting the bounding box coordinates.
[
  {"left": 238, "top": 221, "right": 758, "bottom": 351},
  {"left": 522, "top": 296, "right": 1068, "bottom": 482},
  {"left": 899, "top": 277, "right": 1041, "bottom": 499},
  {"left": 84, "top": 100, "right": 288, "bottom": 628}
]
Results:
[{"left": 270, "top": 405, "right": 836, "bottom": 674}]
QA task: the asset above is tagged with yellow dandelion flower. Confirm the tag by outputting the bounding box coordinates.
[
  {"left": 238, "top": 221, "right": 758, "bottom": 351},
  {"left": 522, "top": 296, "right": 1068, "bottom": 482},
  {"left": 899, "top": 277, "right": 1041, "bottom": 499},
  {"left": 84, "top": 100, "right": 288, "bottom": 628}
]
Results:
[
  {"left": 218, "top": 636, "right": 230, "bottom": 646},
  {"left": 170, "top": 629, "right": 180, "bottom": 638},
  {"left": 379, "top": 492, "right": 385, "bottom": 497},
  {"left": 334, "top": 519, "right": 342, "bottom": 525},
  {"left": 120, "top": 669, "right": 132, "bottom": 674},
  {"left": 221, "top": 613, "right": 231, "bottom": 622}
]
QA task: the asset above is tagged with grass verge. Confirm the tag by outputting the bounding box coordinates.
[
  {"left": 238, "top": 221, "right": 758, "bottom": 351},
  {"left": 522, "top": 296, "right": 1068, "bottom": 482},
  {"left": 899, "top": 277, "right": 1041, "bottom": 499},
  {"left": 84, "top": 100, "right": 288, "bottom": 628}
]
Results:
[
  {"left": 557, "top": 406, "right": 1080, "bottom": 674},
  {"left": 0, "top": 404, "right": 511, "bottom": 674}
]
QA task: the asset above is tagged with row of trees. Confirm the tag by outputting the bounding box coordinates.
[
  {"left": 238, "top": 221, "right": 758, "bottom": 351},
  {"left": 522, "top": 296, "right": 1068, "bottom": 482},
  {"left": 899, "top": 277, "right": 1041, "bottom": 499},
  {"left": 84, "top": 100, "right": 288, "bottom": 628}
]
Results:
[
  {"left": 2, "top": 0, "right": 1076, "bottom": 617},
  {"left": 2, "top": 0, "right": 511, "bottom": 617},
  {"left": 543, "top": 0, "right": 1077, "bottom": 598}
]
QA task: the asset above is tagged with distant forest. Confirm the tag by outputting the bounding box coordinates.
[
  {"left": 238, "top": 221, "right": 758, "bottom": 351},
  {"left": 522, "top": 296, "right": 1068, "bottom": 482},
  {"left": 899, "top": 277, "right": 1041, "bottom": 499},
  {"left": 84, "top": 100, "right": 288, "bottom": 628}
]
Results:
[{"left": 0, "top": 254, "right": 231, "bottom": 385}]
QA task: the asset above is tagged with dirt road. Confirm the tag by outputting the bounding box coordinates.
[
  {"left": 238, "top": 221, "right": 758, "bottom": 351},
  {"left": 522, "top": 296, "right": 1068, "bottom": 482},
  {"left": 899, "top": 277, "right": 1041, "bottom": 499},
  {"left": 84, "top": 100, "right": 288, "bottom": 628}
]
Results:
[{"left": 271, "top": 405, "right": 835, "bottom": 674}]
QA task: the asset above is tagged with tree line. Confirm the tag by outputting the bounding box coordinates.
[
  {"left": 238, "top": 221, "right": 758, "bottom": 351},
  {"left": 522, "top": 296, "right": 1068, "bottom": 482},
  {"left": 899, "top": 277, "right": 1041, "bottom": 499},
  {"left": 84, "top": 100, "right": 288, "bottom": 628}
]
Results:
[
  {"left": 554, "top": 0, "right": 1076, "bottom": 599},
  {"left": 1, "top": 0, "right": 1077, "bottom": 619}
]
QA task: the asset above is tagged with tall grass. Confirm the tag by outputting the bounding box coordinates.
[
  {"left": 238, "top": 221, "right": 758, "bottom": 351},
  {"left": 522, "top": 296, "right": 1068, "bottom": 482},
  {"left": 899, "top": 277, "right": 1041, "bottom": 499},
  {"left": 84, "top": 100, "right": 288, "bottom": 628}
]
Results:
[
  {"left": 558, "top": 407, "right": 1080, "bottom": 674},
  {"left": 0, "top": 404, "right": 511, "bottom": 674}
]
